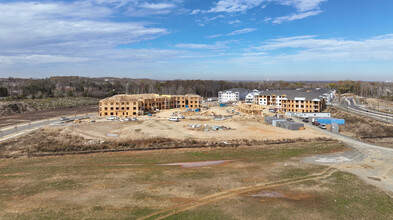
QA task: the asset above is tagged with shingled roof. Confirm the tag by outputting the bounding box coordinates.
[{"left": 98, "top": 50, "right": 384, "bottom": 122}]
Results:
[
  {"left": 258, "top": 88, "right": 334, "bottom": 101},
  {"left": 220, "top": 88, "right": 252, "bottom": 93}
]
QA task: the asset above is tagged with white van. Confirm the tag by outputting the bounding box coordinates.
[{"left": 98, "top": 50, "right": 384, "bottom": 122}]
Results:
[
  {"left": 107, "top": 116, "right": 117, "bottom": 120},
  {"left": 168, "top": 117, "right": 179, "bottom": 122}
]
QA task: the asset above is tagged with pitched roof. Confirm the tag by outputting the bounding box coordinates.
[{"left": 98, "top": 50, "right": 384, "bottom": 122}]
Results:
[
  {"left": 220, "top": 88, "right": 252, "bottom": 93},
  {"left": 258, "top": 88, "right": 334, "bottom": 101}
]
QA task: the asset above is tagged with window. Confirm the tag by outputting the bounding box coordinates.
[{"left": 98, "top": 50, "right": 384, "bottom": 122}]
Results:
[{"left": 110, "top": 107, "right": 114, "bottom": 110}]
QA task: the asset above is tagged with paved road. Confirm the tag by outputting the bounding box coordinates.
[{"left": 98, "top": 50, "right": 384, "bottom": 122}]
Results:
[
  {"left": 334, "top": 97, "right": 393, "bottom": 124},
  {"left": 0, "top": 115, "right": 95, "bottom": 141}
]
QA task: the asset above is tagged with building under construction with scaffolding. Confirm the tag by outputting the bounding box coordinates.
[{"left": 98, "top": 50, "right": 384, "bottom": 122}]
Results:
[
  {"left": 236, "top": 102, "right": 265, "bottom": 116},
  {"left": 99, "top": 94, "right": 202, "bottom": 117}
]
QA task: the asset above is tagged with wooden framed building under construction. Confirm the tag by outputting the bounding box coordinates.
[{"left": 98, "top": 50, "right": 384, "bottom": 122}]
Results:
[
  {"left": 99, "top": 94, "right": 202, "bottom": 117},
  {"left": 236, "top": 102, "right": 265, "bottom": 116}
]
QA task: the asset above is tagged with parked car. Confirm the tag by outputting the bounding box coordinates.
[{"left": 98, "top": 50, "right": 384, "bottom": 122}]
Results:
[
  {"left": 286, "top": 118, "right": 294, "bottom": 122},
  {"left": 302, "top": 118, "right": 309, "bottom": 123},
  {"left": 131, "top": 117, "right": 138, "bottom": 121},
  {"left": 319, "top": 124, "right": 327, "bottom": 129},
  {"left": 107, "top": 116, "right": 117, "bottom": 120},
  {"left": 168, "top": 117, "right": 179, "bottom": 122},
  {"left": 312, "top": 121, "right": 320, "bottom": 126},
  {"left": 60, "top": 117, "right": 70, "bottom": 121},
  {"left": 178, "top": 115, "right": 185, "bottom": 119}
]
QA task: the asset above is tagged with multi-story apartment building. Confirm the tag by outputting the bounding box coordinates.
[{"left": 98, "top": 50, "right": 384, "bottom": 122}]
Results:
[
  {"left": 218, "top": 88, "right": 252, "bottom": 103},
  {"left": 254, "top": 88, "right": 335, "bottom": 113},
  {"left": 99, "top": 93, "right": 202, "bottom": 117},
  {"left": 245, "top": 89, "right": 261, "bottom": 103}
]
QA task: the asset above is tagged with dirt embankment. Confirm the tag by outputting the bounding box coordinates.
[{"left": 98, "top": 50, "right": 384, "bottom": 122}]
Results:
[
  {"left": 331, "top": 108, "right": 393, "bottom": 148},
  {"left": 0, "top": 126, "right": 334, "bottom": 158},
  {"left": 0, "top": 97, "right": 98, "bottom": 117},
  {"left": 0, "top": 102, "right": 36, "bottom": 116}
]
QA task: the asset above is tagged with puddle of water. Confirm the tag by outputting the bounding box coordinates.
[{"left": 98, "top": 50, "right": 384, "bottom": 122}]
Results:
[
  {"left": 161, "top": 160, "right": 233, "bottom": 168},
  {"left": 248, "top": 190, "right": 313, "bottom": 201},
  {"left": 315, "top": 156, "right": 352, "bottom": 163},
  {"left": 250, "top": 191, "right": 284, "bottom": 198},
  {"left": 106, "top": 134, "right": 119, "bottom": 137}
]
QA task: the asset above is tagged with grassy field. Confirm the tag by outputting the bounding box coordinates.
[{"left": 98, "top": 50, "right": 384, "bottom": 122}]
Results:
[{"left": 1, "top": 140, "right": 393, "bottom": 219}]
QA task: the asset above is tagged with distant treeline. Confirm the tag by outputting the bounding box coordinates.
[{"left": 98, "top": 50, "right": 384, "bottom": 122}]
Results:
[{"left": 0, "top": 77, "right": 391, "bottom": 100}]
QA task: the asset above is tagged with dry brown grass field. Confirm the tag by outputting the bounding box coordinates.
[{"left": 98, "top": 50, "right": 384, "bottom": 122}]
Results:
[{"left": 1, "top": 141, "right": 393, "bottom": 219}]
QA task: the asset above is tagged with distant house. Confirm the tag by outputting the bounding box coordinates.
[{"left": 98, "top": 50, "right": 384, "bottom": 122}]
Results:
[
  {"left": 245, "top": 89, "right": 261, "bottom": 103},
  {"left": 55, "top": 83, "right": 75, "bottom": 92},
  {"left": 218, "top": 88, "right": 252, "bottom": 103}
]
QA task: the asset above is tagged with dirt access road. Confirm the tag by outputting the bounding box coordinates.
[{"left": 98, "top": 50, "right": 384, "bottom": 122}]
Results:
[{"left": 300, "top": 120, "right": 393, "bottom": 196}]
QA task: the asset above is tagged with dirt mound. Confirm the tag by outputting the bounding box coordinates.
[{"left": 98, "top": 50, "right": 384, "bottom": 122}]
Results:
[{"left": 0, "top": 102, "right": 35, "bottom": 116}]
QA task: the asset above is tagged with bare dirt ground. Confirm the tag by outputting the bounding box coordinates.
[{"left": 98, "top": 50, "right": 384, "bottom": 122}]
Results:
[
  {"left": 0, "top": 105, "right": 97, "bottom": 128},
  {"left": 65, "top": 107, "right": 325, "bottom": 142},
  {"left": 68, "top": 118, "right": 326, "bottom": 142}
]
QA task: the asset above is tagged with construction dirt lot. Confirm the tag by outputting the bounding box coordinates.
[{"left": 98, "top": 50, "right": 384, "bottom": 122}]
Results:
[{"left": 0, "top": 106, "right": 392, "bottom": 219}]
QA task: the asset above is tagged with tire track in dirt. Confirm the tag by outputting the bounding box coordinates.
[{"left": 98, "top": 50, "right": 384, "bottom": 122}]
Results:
[{"left": 139, "top": 151, "right": 363, "bottom": 220}]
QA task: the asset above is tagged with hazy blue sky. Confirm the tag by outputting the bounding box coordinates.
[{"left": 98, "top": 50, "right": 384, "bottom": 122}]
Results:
[{"left": 0, "top": 0, "right": 392, "bottom": 80}]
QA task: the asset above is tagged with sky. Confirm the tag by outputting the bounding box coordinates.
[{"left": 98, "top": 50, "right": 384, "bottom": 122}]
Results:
[{"left": 0, "top": 0, "right": 393, "bottom": 81}]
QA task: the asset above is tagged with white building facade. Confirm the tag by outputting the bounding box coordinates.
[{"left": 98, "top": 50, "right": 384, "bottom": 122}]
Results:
[
  {"left": 245, "top": 89, "right": 261, "bottom": 103},
  {"left": 218, "top": 88, "right": 252, "bottom": 103}
]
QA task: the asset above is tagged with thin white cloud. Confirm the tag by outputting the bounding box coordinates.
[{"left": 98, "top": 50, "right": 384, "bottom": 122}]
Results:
[
  {"left": 175, "top": 41, "right": 230, "bottom": 49},
  {"left": 207, "top": 34, "right": 224, "bottom": 39},
  {"left": 280, "top": 0, "right": 327, "bottom": 12},
  {"left": 241, "top": 52, "right": 267, "bottom": 56},
  {"left": 194, "top": 0, "right": 327, "bottom": 24},
  {"left": 272, "top": 10, "right": 322, "bottom": 24},
  {"left": 0, "top": 1, "right": 170, "bottom": 66},
  {"left": 201, "top": 0, "right": 326, "bottom": 13},
  {"left": 140, "top": 3, "right": 176, "bottom": 10},
  {"left": 228, "top": 28, "right": 257, "bottom": 35},
  {"left": 208, "top": 0, "right": 264, "bottom": 13},
  {"left": 207, "top": 28, "right": 257, "bottom": 38},
  {"left": 89, "top": 0, "right": 185, "bottom": 17},
  {"left": 228, "top": 19, "right": 241, "bottom": 25},
  {"left": 249, "top": 34, "right": 393, "bottom": 61}
]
